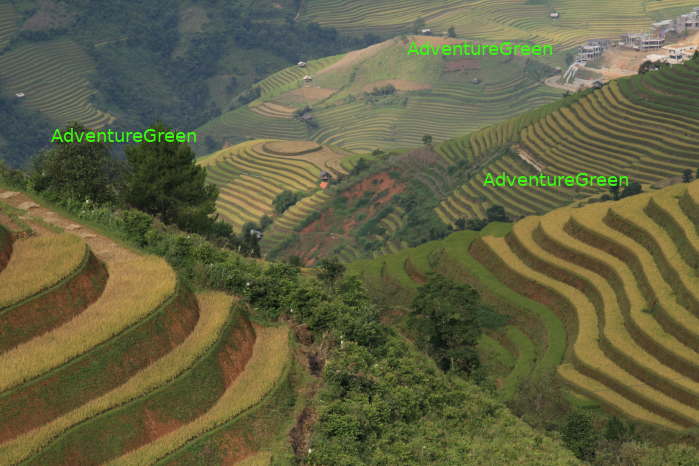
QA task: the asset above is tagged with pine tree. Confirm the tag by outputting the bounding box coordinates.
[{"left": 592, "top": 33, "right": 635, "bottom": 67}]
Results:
[
  {"left": 562, "top": 411, "right": 599, "bottom": 461},
  {"left": 125, "top": 123, "right": 218, "bottom": 232}
]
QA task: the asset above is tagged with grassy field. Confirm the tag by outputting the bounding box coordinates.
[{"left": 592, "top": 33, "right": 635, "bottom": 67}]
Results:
[
  {"left": 196, "top": 37, "right": 561, "bottom": 153},
  {"left": 0, "top": 39, "right": 114, "bottom": 128},
  {"left": 300, "top": 0, "right": 694, "bottom": 50},
  {"left": 351, "top": 180, "right": 699, "bottom": 431}
]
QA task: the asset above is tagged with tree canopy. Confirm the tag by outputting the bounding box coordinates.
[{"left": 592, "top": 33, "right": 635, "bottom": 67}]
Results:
[
  {"left": 409, "top": 274, "right": 485, "bottom": 373},
  {"left": 124, "top": 123, "right": 218, "bottom": 231},
  {"left": 30, "top": 123, "right": 119, "bottom": 204}
]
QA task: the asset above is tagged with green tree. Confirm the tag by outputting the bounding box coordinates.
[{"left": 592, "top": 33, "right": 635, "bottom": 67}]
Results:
[
  {"left": 422, "top": 134, "right": 433, "bottom": 146},
  {"left": 31, "top": 123, "right": 118, "bottom": 204},
  {"left": 447, "top": 26, "right": 456, "bottom": 38},
  {"left": 486, "top": 205, "right": 508, "bottom": 222},
  {"left": 682, "top": 168, "right": 693, "bottom": 183},
  {"left": 619, "top": 181, "right": 642, "bottom": 199},
  {"left": 409, "top": 274, "right": 484, "bottom": 373},
  {"left": 604, "top": 416, "right": 630, "bottom": 443},
  {"left": 609, "top": 183, "right": 620, "bottom": 200},
  {"left": 317, "top": 257, "right": 346, "bottom": 289},
  {"left": 124, "top": 123, "right": 217, "bottom": 232},
  {"left": 273, "top": 190, "right": 300, "bottom": 214},
  {"left": 562, "top": 411, "right": 598, "bottom": 461}
]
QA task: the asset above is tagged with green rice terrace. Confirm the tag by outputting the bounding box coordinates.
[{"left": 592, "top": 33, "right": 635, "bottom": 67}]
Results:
[
  {"left": 434, "top": 55, "right": 699, "bottom": 227},
  {"left": 299, "top": 0, "right": 698, "bottom": 49},
  {"left": 0, "top": 23, "right": 114, "bottom": 128},
  {"left": 196, "top": 36, "right": 561, "bottom": 153},
  {"left": 198, "top": 139, "right": 354, "bottom": 234},
  {"left": 201, "top": 51, "right": 699, "bottom": 267},
  {"left": 0, "top": 190, "right": 291, "bottom": 465},
  {"left": 349, "top": 179, "right": 699, "bottom": 434}
]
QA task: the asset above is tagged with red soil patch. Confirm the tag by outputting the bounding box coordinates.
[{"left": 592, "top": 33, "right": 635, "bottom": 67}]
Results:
[
  {"left": 300, "top": 208, "right": 336, "bottom": 235},
  {"left": 342, "top": 172, "right": 405, "bottom": 203},
  {"left": 404, "top": 257, "right": 427, "bottom": 284},
  {"left": 0, "top": 252, "right": 108, "bottom": 353},
  {"left": 144, "top": 408, "right": 185, "bottom": 440},
  {"left": 218, "top": 317, "right": 256, "bottom": 386},
  {"left": 292, "top": 173, "right": 405, "bottom": 265}
]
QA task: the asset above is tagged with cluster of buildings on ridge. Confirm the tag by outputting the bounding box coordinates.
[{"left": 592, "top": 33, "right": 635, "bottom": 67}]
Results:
[{"left": 576, "top": 7, "right": 699, "bottom": 64}]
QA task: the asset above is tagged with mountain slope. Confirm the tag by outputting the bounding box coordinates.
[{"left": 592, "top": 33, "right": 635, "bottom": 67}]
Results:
[
  {"left": 300, "top": 0, "right": 697, "bottom": 49},
  {"left": 350, "top": 180, "right": 699, "bottom": 434},
  {"left": 0, "top": 190, "right": 290, "bottom": 465},
  {"left": 196, "top": 36, "right": 561, "bottom": 153}
]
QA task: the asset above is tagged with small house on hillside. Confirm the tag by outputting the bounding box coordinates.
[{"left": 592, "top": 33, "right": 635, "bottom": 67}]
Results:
[
  {"left": 249, "top": 229, "right": 263, "bottom": 240},
  {"left": 320, "top": 171, "right": 332, "bottom": 182},
  {"left": 550, "top": 12, "right": 560, "bottom": 19},
  {"left": 297, "top": 61, "right": 307, "bottom": 67},
  {"left": 420, "top": 28, "right": 432, "bottom": 35},
  {"left": 303, "top": 75, "right": 313, "bottom": 82},
  {"left": 592, "top": 80, "right": 605, "bottom": 89},
  {"left": 15, "top": 92, "right": 25, "bottom": 98}
]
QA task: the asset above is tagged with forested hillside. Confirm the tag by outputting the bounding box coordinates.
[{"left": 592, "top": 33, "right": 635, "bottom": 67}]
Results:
[{"left": 0, "top": 0, "right": 378, "bottom": 166}]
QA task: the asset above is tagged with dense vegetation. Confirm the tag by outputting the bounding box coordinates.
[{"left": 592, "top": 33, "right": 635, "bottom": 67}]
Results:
[{"left": 0, "top": 0, "right": 380, "bottom": 167}]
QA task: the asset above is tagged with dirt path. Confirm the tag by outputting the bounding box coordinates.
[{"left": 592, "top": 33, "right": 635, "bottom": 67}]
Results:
[
  {"left": 0, "top": 190, "right": 135, "bottom": 265},
  {"left": 513, "top": 145, "right": 545, "bottom": 172}
]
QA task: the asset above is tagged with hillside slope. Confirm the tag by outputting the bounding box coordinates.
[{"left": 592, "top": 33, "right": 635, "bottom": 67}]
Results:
[
  {"left": 350, "top": 180, "right": 699, "bottom": 435},
  {"left": 196, "top": 36, "right": 560, "bottom": 153},
  {"left": 0, "top": 190, "right": 290, "bottom": 465},
  {"left": 300, "top": 0, "right": 697, "bottom": 49},
  {"left": 435, "top": 56, "right": 699, "bottom": 227}
]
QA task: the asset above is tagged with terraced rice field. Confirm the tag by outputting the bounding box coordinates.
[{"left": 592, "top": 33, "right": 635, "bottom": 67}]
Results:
[
  {"left": 353, "top": 181, "right": 699, "bottom": 429},
  {"left": 0, "top": 190, "right": 290, "bottom": 464},
  {"left": 0, "top": 232, "right": 87, "bottom": 309},
  {"left": 471, "top": 181, "right": 699, "bottom": 430},
  {"left": 201, "top": 139, "right": 347, "bottom": 234},
  {"left": 0, "top": 3, "right": 18, "bottom": 50},
  {"left": 198, "top": 38, "right": 560, "bottom": 153},
  {"left": 251, "top": 54, "right": 344, "bottom": 104},
  {"left": 348, "top": 222, "right": 566, "bottom": 401},
  {"left": 301, "top": 0, "right": 682, "bottom": 50},
  {"left": 0, "top": 39, "right": 114, "bottom": 128},
  {"left": 438, "top": 58, "right": 699, "bottom": 226}
]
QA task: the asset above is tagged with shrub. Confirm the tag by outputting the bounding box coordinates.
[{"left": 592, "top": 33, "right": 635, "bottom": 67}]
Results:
[
  {"left": 273, "top": 190, "right": 301, "bottom": 214},
  {"left": 119, "top": 209, "right": 153, "bottom": 245}
]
